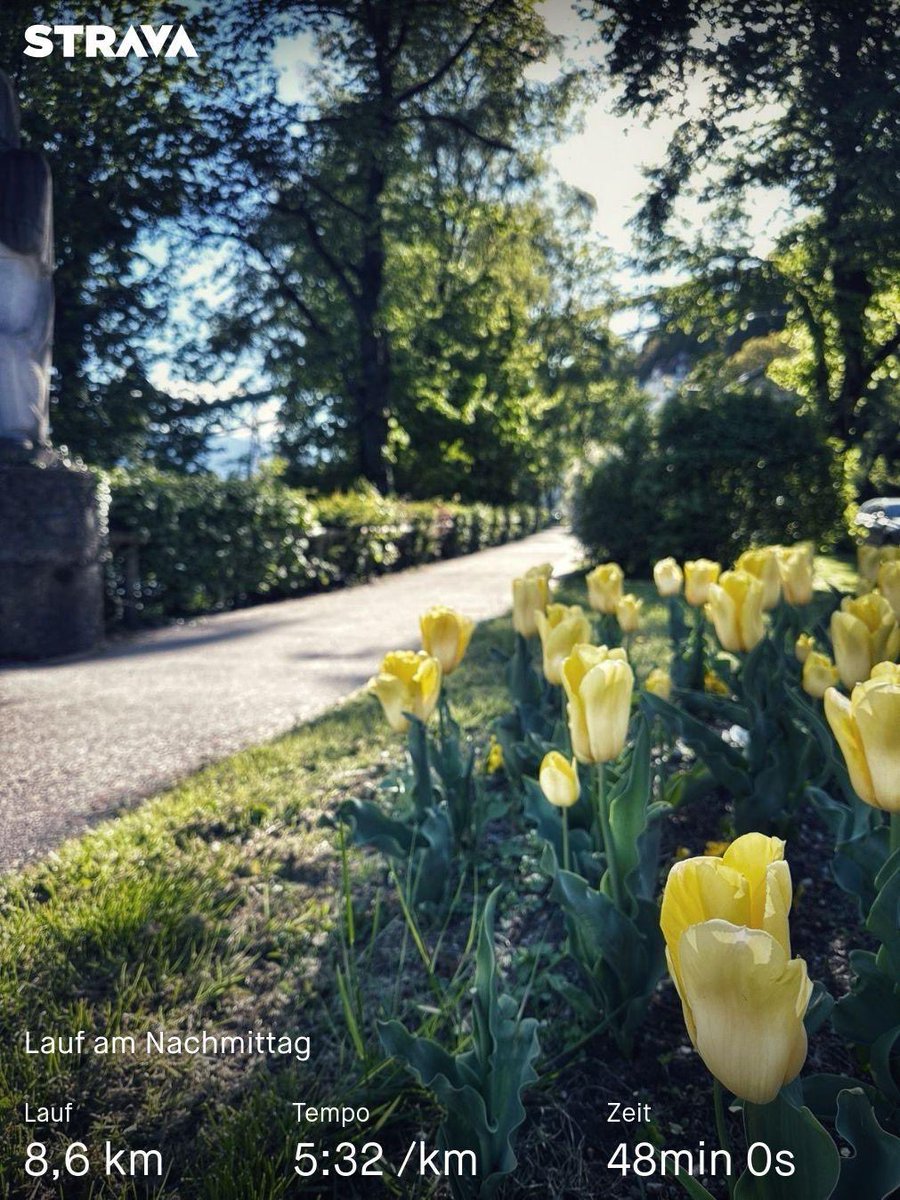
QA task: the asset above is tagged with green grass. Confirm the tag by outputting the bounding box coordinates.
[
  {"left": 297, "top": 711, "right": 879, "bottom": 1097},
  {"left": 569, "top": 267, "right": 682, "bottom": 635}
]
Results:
[{"left": 0, "top": 556, "right": 857, "bottom": 1198}]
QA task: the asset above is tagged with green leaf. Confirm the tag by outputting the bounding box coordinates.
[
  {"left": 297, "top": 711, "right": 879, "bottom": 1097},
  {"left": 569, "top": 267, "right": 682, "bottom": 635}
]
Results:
[
  {"left": 734, "top": 1090, "right": 840, "bottom": 1200},
  {"left": 831, "top": 1087, "right": 900, "bottom": 1200},
  {"left": 641, "top": 691, "right": 752, "bottom": 797},
  {"left": 674, "top": 1171, "right": 718, "bottom": 1200}
]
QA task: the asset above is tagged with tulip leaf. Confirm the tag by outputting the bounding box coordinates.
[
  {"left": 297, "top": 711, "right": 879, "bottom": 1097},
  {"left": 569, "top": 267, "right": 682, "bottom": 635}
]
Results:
[
  {"left": 830, "top": 1087, "right": 900, "bottom": 1200},
  {"left": 869, "top": 851, "right": 900, "bottom": 981},
  {"left": 800, "top": 1073, "right": 879, "bottom": 1122},
  {"left": 641, "top": 691, "right": 752, "bottom": 798},
  {"left": 870, "top": 1025, "right": 900, "bottom": 1105},
  {"left": 735, "top": 1090, "right": 840, "bottom": 1200},
  {"left": 834, "top": 950, "right": 900, "bottom": 1049},
  {"left": 804, "top": 980, "right": 835, "bottom": 1036},
  {"left": 550, "top": 867, "right": 663, "bottom": 1052},
  {"left": 607, "top": 716, "right": 658, "bottom": 901},
  {"left": 378, "top": 888, "right": 540, "bottom": 1199},
  {"left": 673, "top": 1173, "right": 718, "bottom": 1200}
]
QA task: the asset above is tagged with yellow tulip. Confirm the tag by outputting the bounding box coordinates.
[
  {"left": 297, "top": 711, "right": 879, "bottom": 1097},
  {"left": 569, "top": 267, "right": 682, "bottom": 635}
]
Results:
[
  {"left": 684, "top": 559, "right": 721, "bottom": 607},
  {"left": 419, "top": 606, "right": 474, "bottom": 675},
  {"left": 802, "top": 651, "right": 839, "bottom": 700},
  {"left": 368, "top": 650, "right": 442, "bottom": 733},
  {"left": 616, "top": 593, "right": 642, "bottom": 634},
  {"left": 858, "top": 544, "right": 897, "bottom": 585},
  {"left": 535, "top": 603, "right": 592, "bottom": 685},
  {"left": 512, "top": 570, "right": 549, "bottom": 638},
  {"left": 644, "top": 666, "right": 672, "bottom": 701},
  {"left": 831, "top": 593, "right": 900, "bottom": 688},
  {"left": 878, "top": 561, "right": 900, "bottom": 620},
  {"left": 736, "top": 548, "right": 782, "bottom": 610},
  {"left": 654, "top": 557, "right": 684, "bottom": 598},
  {"left": 824, "top": 662, "right": 900, "bottom": 811},
  {"left": 539, "top": 750, "right": 580, "bottom": 808},
  {"left": 778, "top": 548, "right": 814, "bottom": 606},
  {"left": 586, "top": 562, "right": 624, "bottom": 614},
  {"left": 705, "top": 570, "right": 766, "bottom": 653},
  {"left": 794, "top": 633, "right": 815, "bottom": 664},
  {"left": 660, "top": 835, "right": 810, "bottom": 1104},
  {"left": 561, "top": 643, "right": 633, "bottom": 764}
]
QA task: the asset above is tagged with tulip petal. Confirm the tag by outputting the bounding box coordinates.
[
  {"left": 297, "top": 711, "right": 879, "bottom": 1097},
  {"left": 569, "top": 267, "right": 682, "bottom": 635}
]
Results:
[
  {"left": 678, "top": 921, "right": 811, "bottom": 1104},
  {"left": 722, "top": 834, "right": 791, "bottom": 952},
  {"left": 825, "top": 686, "right": 875, "bottom": 805},
  {"left": 852, "top": 673, "right": 900, "bottom": 812},
  {"left": 660, "top": 858, "right": 750, "bottom": 990}
]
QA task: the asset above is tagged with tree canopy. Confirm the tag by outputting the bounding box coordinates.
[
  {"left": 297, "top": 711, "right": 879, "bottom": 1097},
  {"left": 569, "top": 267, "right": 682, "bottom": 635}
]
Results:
[{"left": 594, "top": 0, "right": 900, "bottom": 478}]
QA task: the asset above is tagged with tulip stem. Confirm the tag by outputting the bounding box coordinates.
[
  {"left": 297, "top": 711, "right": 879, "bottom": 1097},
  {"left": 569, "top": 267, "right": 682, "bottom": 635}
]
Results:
[
  {"left": 713, "top": 1079, "right": 735, "bottom": 1200},
  {"left": 561, "top": 808, "right": 571, "bottom": 874},
  {"left": 596, "top": 763, "right": 623, "bottom": 911},
  {"left": 891, "top": 813, "right": 900, "bottom": 859}
]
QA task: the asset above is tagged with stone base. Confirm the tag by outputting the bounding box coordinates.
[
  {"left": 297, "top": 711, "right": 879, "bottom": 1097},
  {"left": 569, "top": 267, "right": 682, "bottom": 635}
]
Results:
[{"left": 0, "top": 462, "right": 105, "bottom": 659}]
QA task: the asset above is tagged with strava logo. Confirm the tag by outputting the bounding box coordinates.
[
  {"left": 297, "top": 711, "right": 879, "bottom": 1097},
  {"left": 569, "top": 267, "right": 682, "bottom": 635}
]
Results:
[{"left": 24, "top": 24, "right": 198, "bottom": 58}]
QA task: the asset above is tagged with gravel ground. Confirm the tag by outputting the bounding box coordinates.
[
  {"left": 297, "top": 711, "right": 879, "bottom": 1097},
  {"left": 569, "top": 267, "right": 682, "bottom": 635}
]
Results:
[{"left": 0, "top": 527, "right": 581, "bottom": 870}]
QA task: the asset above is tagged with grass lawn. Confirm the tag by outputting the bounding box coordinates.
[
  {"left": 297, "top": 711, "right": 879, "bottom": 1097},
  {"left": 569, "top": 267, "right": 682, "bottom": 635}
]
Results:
[{"left": 0, "top": 556, "right": 859, "bottom": 1199}]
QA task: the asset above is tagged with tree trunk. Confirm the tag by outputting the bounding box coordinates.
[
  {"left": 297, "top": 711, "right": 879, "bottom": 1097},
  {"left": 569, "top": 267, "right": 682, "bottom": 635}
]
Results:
[{"left": 832, "top": 260, "right": 874, "bottom": 444}]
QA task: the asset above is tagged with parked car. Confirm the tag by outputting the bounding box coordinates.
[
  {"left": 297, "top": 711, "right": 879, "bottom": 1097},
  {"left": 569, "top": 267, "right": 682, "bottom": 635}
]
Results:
[{"left": 853, "top": 497, "right": 900, "bottom": 546}]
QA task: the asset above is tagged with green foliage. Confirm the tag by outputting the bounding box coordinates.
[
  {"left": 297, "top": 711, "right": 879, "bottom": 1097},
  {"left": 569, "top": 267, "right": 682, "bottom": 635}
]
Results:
[
  {"left": 340, "top": 705, "right": 507, "bottom": 906},
  {"left": 573, "top": 386, "right": 841, "bottom": 573},
  {"left": 546, "top": 718, "right": 666, "bottom": 1052},
  {"left": 833, "top": 850, "right": 900, "bottom": 1106},
  {"left": 0, "top": 1, "right": 220, "bottom": 466},
  {"left": 734, "top": 1088, "right": 840, "bottom": 1200},
  {"left": 102, "top": 468, "right": 546, "bottom": 622},
  {"left": 596, "top": 1, "right": 900, "bottom": 463},
  {"left": 378, "top": 888, "right": 540, "bottom": 1199}
]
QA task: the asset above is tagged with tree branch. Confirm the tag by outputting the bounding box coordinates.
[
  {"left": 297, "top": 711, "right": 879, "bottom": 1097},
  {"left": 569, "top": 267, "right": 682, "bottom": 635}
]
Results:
[{"left": 394, "top": 0, "right": 503, "bottom": 104}]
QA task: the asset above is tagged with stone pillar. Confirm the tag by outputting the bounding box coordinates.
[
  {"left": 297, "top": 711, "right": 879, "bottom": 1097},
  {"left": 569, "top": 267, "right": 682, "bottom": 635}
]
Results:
[{"left": 0, "top": 462, "right": 105, "bottom": 659}]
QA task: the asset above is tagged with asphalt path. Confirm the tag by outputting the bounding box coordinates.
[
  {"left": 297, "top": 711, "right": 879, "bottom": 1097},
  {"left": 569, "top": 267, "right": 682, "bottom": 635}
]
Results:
[{"left": 0, "top": 526, "right": 581, "bottom": 869}]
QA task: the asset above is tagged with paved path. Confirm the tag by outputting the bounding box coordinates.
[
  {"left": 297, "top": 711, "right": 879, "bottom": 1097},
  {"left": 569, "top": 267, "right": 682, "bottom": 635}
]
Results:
[{"left": 0, "top": 527, "right": 581, "bottom": 869}]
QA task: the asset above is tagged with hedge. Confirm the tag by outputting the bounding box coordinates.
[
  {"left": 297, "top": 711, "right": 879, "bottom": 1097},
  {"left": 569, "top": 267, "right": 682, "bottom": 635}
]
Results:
[{"left": 101, "top": 468, "right": 549, "bottom": 625}]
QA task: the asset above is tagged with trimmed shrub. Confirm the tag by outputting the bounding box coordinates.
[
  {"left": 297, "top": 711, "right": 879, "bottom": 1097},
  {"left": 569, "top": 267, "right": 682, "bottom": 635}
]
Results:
[
  {"left": 103, "top": 470, "right": 548, "bottom": 624},
  {"left": 573, "top": 388, "right": 842, "bottom": 573}
]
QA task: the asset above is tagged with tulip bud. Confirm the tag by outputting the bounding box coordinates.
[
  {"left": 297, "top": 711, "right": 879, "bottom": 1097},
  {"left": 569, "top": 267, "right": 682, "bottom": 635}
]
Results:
[
  {"left": 778, "top": 547, "right": 814, "bottom": 606},
  {"left": 512, "top": 569, "right": 550, "bottom": 638},
  {"left": 660, "top": 835, "right": 810, "bottom": 1105},
  {"left": 878, "top": 561, "right": 900, "bottom": 620},
  {"left": 586, "top": 562, "right": 625, "bottom": 614},
  {"left": 539, "top": 750, "right": 580, "bottom": 808},
  {"left": 654, "top": 557, "right": 684, "bottom": 598},
  {"left": 705, "top": 570, "right": 766, "bottom": 653},
  {"left": 644, "top": 666, "right": 672, "bottom": 701},
  {"left": 561, "top": 643, "right": 633, "bottom": 764},
  {"left": 616, "top": 593, "right": 642, "bottom": 634},
  {"left": 831, "top": 593, "right": 900, "bottom": 688},
  {"left": 794, "top": 633, "right": 815, "bottom": 664},
  {"left": 535, "top": 603, "right": 592, "bottom": 685},
  {"left": 419, "top": 606, "right": 474, "bottom": 675},
  {"left": 704, "top": 670, "right": 730, "bottom": 696},
  {"left": 736, "top": 547, "right": 782, "bottom": 610},
  {"left": 684, "top": 559, "right": 721, "bottom": 607},
  {"left": 802, "top": 651, "right": 839, "bottom": 699},
  {"left": 485, "top": 735, "right": 504, "bottom": 774},
  {"left": 825, "top": 662, "right": 900, "bottom": 811},
  {"left": 368, "top": 650, "right": 442, "bottom": 733}
]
